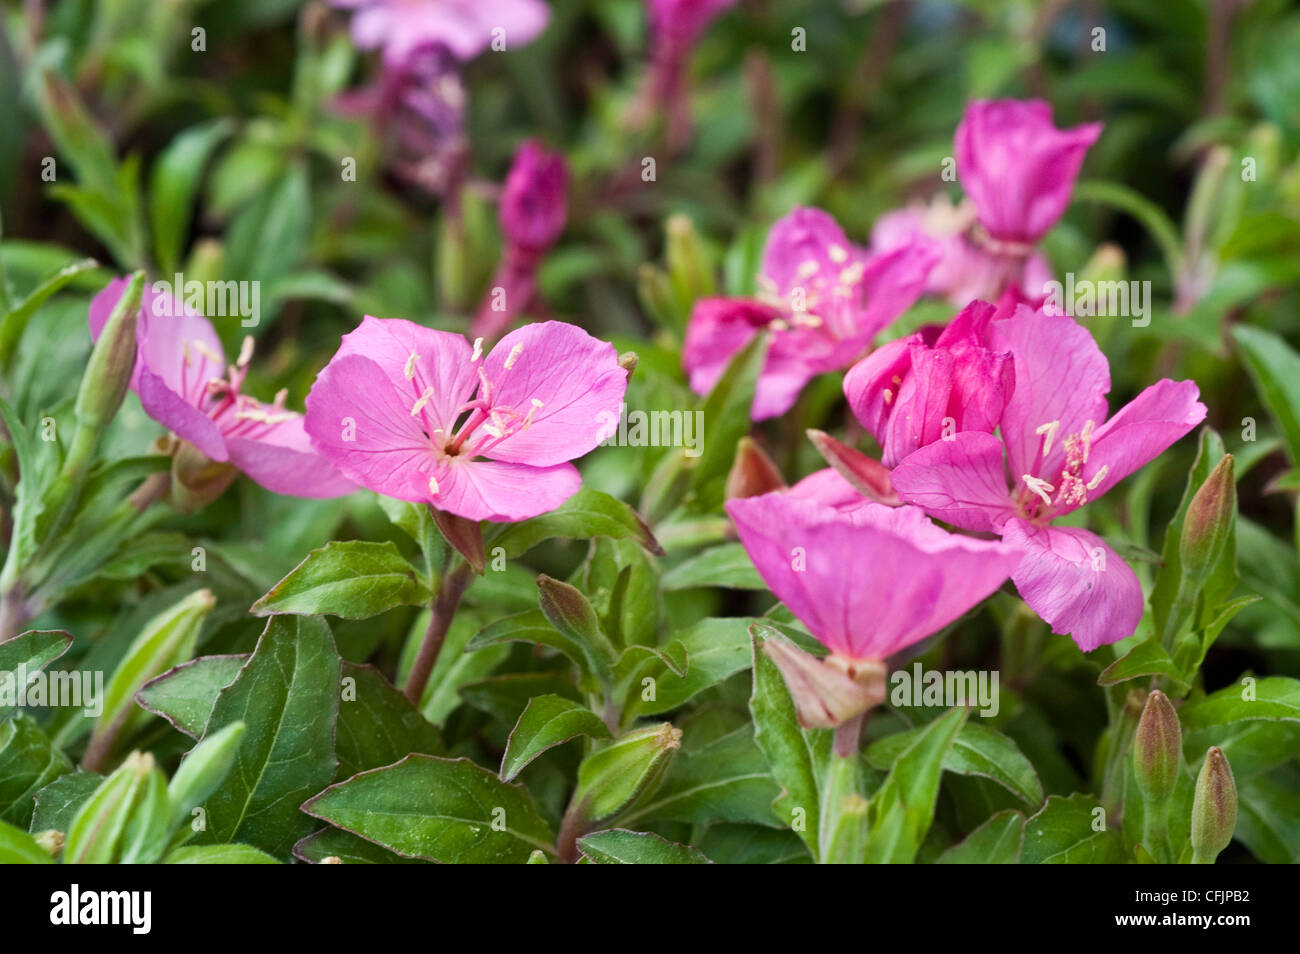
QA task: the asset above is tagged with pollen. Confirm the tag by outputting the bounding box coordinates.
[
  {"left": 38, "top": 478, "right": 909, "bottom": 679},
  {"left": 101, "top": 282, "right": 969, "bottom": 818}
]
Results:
[
  {"left": 403, "top": 352, "right": 419, "bottom": 380},
  {"left": 471, "top": 337, "right": 484, "bottom": 362},
  {"left": 1022, "top": 474, "right": 1055, "bottom": 506},
  {"left": 236, "top": 336, "right": 255, "bottom": 368},
  {"left": 428, "top": 475, "right": 440, "bottom": 495},
  {"left": 409, "top": 386, "right": 435, "bottom": 417},
  {"left": 839, "top": 262, "right": 865, "bottom": 285},
  {"left": 796, "top": 260, "right": 820, "bottom": 280},
  {"left": 1086, "top": 465, "right": 1109, "bottom": 490},
  {"left": 191, "top": 340, "right": 224, "bottom": 365},
  {"left": 504, "top": 342, "right": 524, "bottom": 370},
  {"left": 828, "top": 244, "right": 849, "bottom": 264}
]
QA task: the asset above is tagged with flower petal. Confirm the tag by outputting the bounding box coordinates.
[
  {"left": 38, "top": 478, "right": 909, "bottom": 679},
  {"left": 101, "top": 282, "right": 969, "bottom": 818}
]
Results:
[
  {"left": 480, "top": 321, "right": 628, "bottom": 466},
  {"left": 682, "top": 297, "right": 775, "bottom": 398},
  {"left": 890, "top": 431, "right": 1015, "bottom": 532},
  {"left": 1004, "top": 520, "right": 1143, "bottom": 651},
  {"left": 224, "top": 410, "right": 357, "bottom": 498},
  {"left": 432, "top": 459, "right": 581, "bottom": 522},
  {"left": 138, "top": 368, "right": 228, "bottom": 462}
]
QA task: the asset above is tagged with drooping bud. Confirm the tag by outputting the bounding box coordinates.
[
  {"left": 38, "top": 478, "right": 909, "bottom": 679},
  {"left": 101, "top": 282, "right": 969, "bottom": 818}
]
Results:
[
  {"left": 536, "top": 575, "right": 616, "bottom": 685},
  {"left": 170, "top": 440, "right": 238, "bottom": 514},
  {"left": 1179, "top": 454, "right": 1235, "bottom": 590},
  {"left": 1191, "top": 746, "right": 1237, "bottom": 864},
  {"left": 725, "top": 437, "right": 786, "bottom": 501},
  {"left": 763, "top": 636, "right": 886, "bottom": 730},
  {"left": 1132, "top": 690, "right": 1181, "bottom": 804},
  {"left": 500, "top": 140, "right": 568, "bottom": 254},
  {"left": 569, "top": 722, "right": 682, "bottom": 824},
  {"left": 430, "top": 506, "right": 486, "bottom": 575},
  {"left": 806, "top": 429, "right": 898, "bottom": 504}
]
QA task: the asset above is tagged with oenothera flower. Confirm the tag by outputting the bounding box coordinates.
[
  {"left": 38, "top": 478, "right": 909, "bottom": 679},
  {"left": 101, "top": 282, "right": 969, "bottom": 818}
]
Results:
[
  {"left": 843, "top": 300, "right": 1014, "bottom": 467},
  {"left": 728, "top": 490, "right": 1018, "bottom": 727},
  {"left": 872, "top": 99, "right": 1100, "bottom": 304},
  {"left": 330, "top": 0, "right": 550, "bottom": 67},
  {"left": 88, "top": 278, "right": 355, "bottom": 499},
  {"left": 471, "top": 140, "right": 569, "bottom": 340},
  {"left": 683, "top": 207, "right": 937, "bottom": 420},
  {"left": 305, "top": 317, "right": 626, "bottom": 521},
  {"left": 890, "top": 305, "right": 1206, "bottom": 650}
]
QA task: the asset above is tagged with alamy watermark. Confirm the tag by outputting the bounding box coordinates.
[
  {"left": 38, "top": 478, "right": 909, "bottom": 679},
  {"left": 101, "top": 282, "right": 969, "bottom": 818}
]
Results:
[
  {"left": 152, "top": 273, "right": 261, "bottom": 328},
  {"left": 889, "top": 662, "right": 1000, "bottom": 718},
  {"left": 0, "top": 666, "right": 103, "bottom": 717},
  {"left": 597, "top": 403, "right": 704, "bottom": 458},
  {"left": 1042, "top": 273, "right": 1151, "bottom": 327}
]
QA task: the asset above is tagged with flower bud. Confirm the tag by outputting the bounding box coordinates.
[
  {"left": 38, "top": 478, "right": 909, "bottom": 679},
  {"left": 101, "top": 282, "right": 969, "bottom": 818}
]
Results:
[
  {"left": 170, "top": 440, "right": 238, "bottom": 514},
  {"left": 664, "top": 213, "right": 715, "bottom": 301},
  {"left": 64, "top": 751, "right": 161, "bottom": 864},
  {"left": 570, "top": 722, "right": 682, "bottom": 823},
  {"left": 500, "top": 140, "right": 568, "bottom": 253},
  {"left": 168, "top": 721, "right": 246, "bottom": 831},
  {"left": 32, "top": 829, "right": 64, "bottom": 858},
  {"left": 763, "top": 636, "right": 886, "bottom": 730},
  {"left": 1191, "top": 746, "right": 1237, "bottom": 863},
  {"left": 1132, "top": 689, "right": 1181, "bottom": 804},
  {"left": 1179, "top": 454, "right": 1235, "bottom": 590},
  {"left": 430, "top": 507, "right": 486, "bottom": 575},
  {"left": 75, "top": 271, "right": 144, "bottom": 433},
  {"left": 725, "top": 437, "right": 786, "bottom": 501},
  {"left": 806, "top": 429, "right": 898, "bottom": 504}
]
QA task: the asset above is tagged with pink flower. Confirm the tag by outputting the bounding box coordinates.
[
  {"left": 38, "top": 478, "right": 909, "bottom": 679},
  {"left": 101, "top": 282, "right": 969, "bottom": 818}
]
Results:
[
  {"left": 727, "top": 491, "right": 1019, "bottom": 662},
  {"left": 955, "top": 99, "right": 1103, "bottom": 244},
  {"left": 683, "top": 207, "right": 938, "bottom": 420},
  {"left": 843, "top": 300, "right": 1015, "bottom": 467},
  {"left": 646, "top": 0, "right": 737, "bottom": 52},
  {"left": 88, "top": 279, "right": 356, "bottom": 499},
  {"left": 305, "top": 317, "right": 627, "bottom": 521},
  {"left": 890, "top": 305, "right": 1205, "bottom": 651},
  {"left": 331, "top": 0, "right": 550, "bottom": 67},
  {"left": 499, "top": 140, "right": 568, "bottom": 253}
]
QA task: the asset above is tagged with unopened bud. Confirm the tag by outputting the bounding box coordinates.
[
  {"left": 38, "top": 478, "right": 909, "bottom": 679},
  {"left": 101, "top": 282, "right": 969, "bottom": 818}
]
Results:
[
  {"left": 725, "top": 437, "right": 785, "bottom": 500},
  {"left": 1133, "top": 690, "right": 1181, "bottom": 804},
  {"left": 64, "top": 751, "right": 159, "bottom": 864},
  {"left": 806, "top": 429, "right": 898, "bottom": 504},
  {"left": 430, "top": 507, "right": 486, "bottom": 575},
  {"left": 77, "top": 272, "right": 144, "bottom": 432},
  {"left": 570, "top": 722, "right": 682, "bottom": 823},
  {"left": 170, "top": 440, "right": 238, "bottom": 513},
  {"left": 1179, "top": 454, "right": 1235, "bottom": 590},
  {"left": 763, "top": 635, "right": 886, "bottom": 730},
  {"left": 1191, "top": 746, "right": 1237, "bottom": 863},
  {"left": 665, "top": 214, "right": 715, "bottom": 300},
  {"left": 168, "top": 721, "right": 246, "bottom": 830},
  {"left": 500, "top": 140, "right": 568, "bottom": 253},
  {"left": 617, "top": 351, "right": 639, "bottom": 378},
  {"left": 32, "top": 829, "right": 64, "bottom": 858}
]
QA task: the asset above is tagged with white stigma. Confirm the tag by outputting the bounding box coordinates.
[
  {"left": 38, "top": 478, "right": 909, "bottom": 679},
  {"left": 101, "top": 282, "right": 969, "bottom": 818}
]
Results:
[
  {"left": 1035, "top": 420, "right": 1061, "bottom": 457},
  {"left": 1022, "top": 475, "right": 1055, "bottom": 506}
]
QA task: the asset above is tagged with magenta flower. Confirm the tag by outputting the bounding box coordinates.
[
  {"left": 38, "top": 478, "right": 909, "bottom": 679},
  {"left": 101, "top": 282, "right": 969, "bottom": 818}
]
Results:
[
  {"left": 305, "top": 317, "right": 627, "bottom": 521},
  {"left": 956, "top": 99, "right": 1103, "bottom": 245},
  {"left": 843, "top": 300, "right": 1015, "bottom": 467},
  {"left": 471, "top": 141, "right": 569, "bottom": 341},
  {"left": 331, "top": 0, "right": 550, "bottom": 67},
  {"left": 88, "top": 279, "right": 356, "bottom": 499},
  {"left": 890, "top": 305, "right": 1205, "bottom": 651},
  {"left": 642, "top": 0, "right": 738, "bottom": 149},
  {"left": 683, "top": 207, "right": 938, "bottom": 420},
  {"left": 729, "top": 492, "right": 1019, "bottom": 662}
]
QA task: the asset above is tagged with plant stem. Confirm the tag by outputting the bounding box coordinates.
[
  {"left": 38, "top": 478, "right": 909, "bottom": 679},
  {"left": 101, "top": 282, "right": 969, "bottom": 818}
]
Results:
[{"left": 403, "top": 561, "right": 472, "bottom": 704}]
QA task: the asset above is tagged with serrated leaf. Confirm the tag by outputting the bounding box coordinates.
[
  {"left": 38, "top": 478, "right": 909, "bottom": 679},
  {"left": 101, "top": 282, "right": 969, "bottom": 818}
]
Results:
[
  {"left": 501, "top": 695, "right": 611, "bottom": 781},
  {"left": 576, "top": 828, "right": 712, "bottom": 864},
  {"left": 302, "top": 755, "right": 553, "bottom": 863},
  {"left": 251, "top": 540, "right": 429, "bottom": 619},
  {"left": 194, "top": 616, "right": 340, "bottom": 857}
]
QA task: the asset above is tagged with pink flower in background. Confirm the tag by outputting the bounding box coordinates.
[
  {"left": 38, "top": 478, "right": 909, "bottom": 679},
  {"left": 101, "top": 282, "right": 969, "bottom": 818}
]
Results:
[
  {"left": 956, "top": 99, "right": 1103, "bottom": 244},
  {"left": 890, "top": 305, "right": 1205, "bottom": 651},
  {"left": 471, "top": 141, "right": 569, "bottom": 340},
  {"left": 647, "top": 0, "right": 737, "bottom": 52},
  {"left": 305, "top": 317, "right": 626, "bottom": 521},
  {"left": 843, "top": 300, "right": 1014, "bottom": 467},
  {"left": 642, "top": 0, "right": 738, "bottom": 149},
  {"left": 331, "top": 0, "right": 550, "bottom": 67},
  {"left": 683, "top": 207, "right": 938, "bottom": 420},
  {"left": 88, "top": 279, "right": 356, "bottom": 499}
]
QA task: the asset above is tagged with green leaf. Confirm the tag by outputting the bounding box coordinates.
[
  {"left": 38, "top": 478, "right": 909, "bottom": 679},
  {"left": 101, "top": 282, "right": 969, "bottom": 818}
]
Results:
[
  {"left": 0, "top": 258, "right": 99, "bottom": 370},
  {"left": 1098, "top": 639, "right": 1187, "bottom": 688},
  {"left": 936, "top": 810, "right": 1026, "bottom": 863},
  {"left": 293, "top": 826, "right": 424, "bottom": 864},
  {"left": 0, "top": 817, "right": 54, "bottom": 863},
  {"left": 866, "top": 707, "right": 968, "bottom": 863},
  {"left": 469, "top": 609, "right": 609, "bottom": 690},
  {"left": 576, "top": 828, "right": 712, "bottom": 864},
  {"left": 1234, "top": 767, "right": 1300, "bottom": 864},
  {"left": 164, "top": 844, "right": 281, "bottom": 864},
  {"left": 136, "top": 655, "right": 248, "bottom": 738},
  {"left": 335, "top": 663, "right": 444, "bottom": 780},
  {"left": 748, "top": 624, "right": 830, "bottom": 861},
  {"left": 501, "top": 695, "right": 611, "bottom": 781},
  {"left": 866, "top": 721, "right": 1043, "bottom": 807},
  {"left": 194, "top": 616, "right": 341, "bottom": 858},
  {"left": 1073, "top": 179, "right": 1183, "bottom": 281},
  {"left": 1179, "top": 677, "right": 1300, "bottom": 729},
  {"left": 488, "top": 488, "right": 663, "bottom": 559},
  {"left": 302, "top": 755, "right": 554, "bottom": 863},
  {"left": 251, "top": 540, "right": 430, "bottom": 619},
  {"left": 0, "top": 715, "right": 73, "bottom": 827},
  {"left": 0, "top": 630, "right": 72, "bottom": 718},
  {"left": 223, "top": 161, "right": 311, "bottom": 289},
  {"left": 149, "top": 119, "right": 234, "bottom": 275},
  {"left": 31, "top": 771, "right": 102, "bottom": 832},
  {"left": 1021, "top": 793, "right": 1125, "bottom": 863},
  {"left": 661, "top": 543, "right": 765, "bottom": 590},
  {"left": 1234, "top": 325, "right": 1300, "bottom": 464},
  {"left": 623, "top": 617, "right": 759, "bottom": 719}
]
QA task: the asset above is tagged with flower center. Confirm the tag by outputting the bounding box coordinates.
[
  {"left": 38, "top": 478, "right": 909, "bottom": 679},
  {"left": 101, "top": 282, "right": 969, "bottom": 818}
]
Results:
[{"left": 1017, "top": 418, "right": 1108, "bottom": 520}]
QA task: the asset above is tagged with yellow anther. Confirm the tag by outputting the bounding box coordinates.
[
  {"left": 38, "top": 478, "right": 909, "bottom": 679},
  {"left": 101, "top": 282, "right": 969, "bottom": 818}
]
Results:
[
  {"left": 1035, "top": 420, "right": 1061, "bottom": 457},
  {"left": 1085, "top": 465, "right": 1109, "bottom": 491},
  {"left": 504, "top": 342, "right": 524, "bottom": 370},
  {"left": 237, "top": 336, "right": 255, "bottom": 368},
  {"left": 410, "top": 386, "right": 435, "bottom": 417},
  {"left": 403, "top": 352, "right": 419, "bottom": 381},
  {"left": 1022, "top": 475, "right": 1055, "bottom": 507},
  {"left": 471, "top": 337, "right": 484, "bottom": 361}
]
